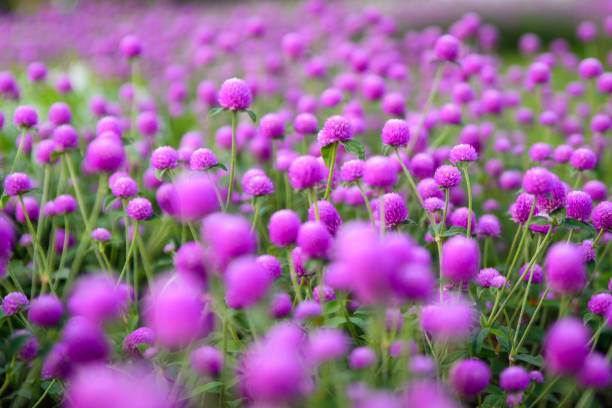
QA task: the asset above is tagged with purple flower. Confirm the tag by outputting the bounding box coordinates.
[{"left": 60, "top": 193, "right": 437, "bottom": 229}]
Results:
[
  {"left": 1, "top": 292, "right": 28, "bottom": 315},
  {"left": 260, "top": 113, "right": 285, "bottom": 139},
  {"left": 449, "top": 144, "right": 477, "bottom": 164},
  {"left": 190, "top": 148, "right": 218, "bottom": 170},
  {"left": 52, "top": 124, "right": 78, "bottom": 151},
  {"left": 566, "top": 191, "right": 593, "bottom": 222},
  {"left": 308, "top": 200, "right": 342, "bottom": 235},
  {"left": 268, "top": 209, "right": 301, "bottom": 247},
  {"left": 175, "top": 241, "right": 207, "bottom": 287},
  {"left": 85, "top": 138, "right": 126, "bottom": 173},
  {"left": 521, "top": 263, "right": 543, "bottom": 284},
  {"left": 151, "top": 146, "right": 179, "bottom": 170},
  {"left": 308, "top": 328, "right": 349, "bottom": 365},
  {"left": 363, "top": 156, "right": 397, "bottom": 187},
  {"left": 340, "top": 159, "right": 365, "bottom": 182},
  {"left": 119, "top": 34, "right": 142, "bottom": 59},
  {"left": 288, "top": 155, "right": 323, "bottom": 189},
  {"left": 434, "top": 165, "right": 461, "bottom": 188},
  {"left": 544, "top": 317, "right": 590, "bottom": 375},
  {"left": 13, "top": 105, "right": 38, "bottom": 128},
  {"left": 588, "top": 293, "right": 612, "bottom": 315},
  {"left": 126, "top": 197, "right": 153, "bottom": 221},
  {"left": 434, "top": 34, "right": 460, "bottom": 61},
  {"left": 420, "top": 298, "right": 475, "bottom": 341},
  {"left": 297, "top": 222, "right": 332, "bottom": 258},
  {"left": 593, "top": 201, "right": 612, "bottom": 231},
  {"left": 270, "top": 293, "right": 292, "bottom": 318},
  {"left": 381, "top": 119, "right": 409, "bottom": 146},
  {"left": 174, "top": 172, "right": 219, "bottom": 221},
  {"left": 218, "top": 77, "right": 252, "bottom": 111},
  {"left": 442, "top": 236, "right": 480, "bottom": 282},
  {"left": 500, "top": 366, "right": 530, "bottom": 392},
  {"left": 544, "top": 243, "right": 586, "bottom": 295},
  {"left": 349, "top": 347, "right": 376, "bottom": 369},
  {"left": 449, "top": 358, "right": 490, "bottom": 397},
  {"left": 68, "top": 274, "right": 123, "bottom": 323},
  {"left": 62, "top": 317, "right": 109, "bottom": 363},
  {"left": 4, "top": 173, "right": 32, "bottom": 196},
  {"left": 191, "top": 346, "right": 224, "bottom": 376},
  {"left": 372, "top": 193, "right": 409, "bottom": 230},
  {"left": 523, "top": 167, "right": 554, "bottom": 196},
  {"left": 28, "top": 294, "right": 63, "bottom": 326},
  {"left": 570, "top": 147, "right": 597, "bottom": 170},
  {"left": 123, "top": 327, "right": 155, "bottom": 357},
  {"left": 578, "top": 353, "right": 611, "bottom": 388}
]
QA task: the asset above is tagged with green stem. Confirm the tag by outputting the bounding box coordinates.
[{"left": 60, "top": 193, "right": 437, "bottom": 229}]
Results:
[
  {"left": 357, "top": 181, "right": 376, "bottom": 229},
  {"left": 135, "top": 224, "right": 153, "bottom": 285},
  {"left": 592, "top": 228, "right": 605, "bottom": 248},
  {"left": 207, "top": 172, "right": 225, "bottom": 211},
  {"left": 441, "top": 188, "right": 450, "bottom": 236},
  {"left": 35, "top": 165, "right": 51, "bottom": 245},
  {"left": 117, "top": 221, "right": 137, "bottom": 285},
  {"left": 226, "top": 110, "right": 238, "bottom": 207},
  {"left": 64, "top": 153, "right": 89, "bottom": 226},
  {"left": 323, "top": 142, "right": 338, "bottom": 200},
  {"left": 461, "top": 165, "right": 472, "bottom": 237},
  {"left": 287, "top": 248, "right": 303, "bottom": 303},
  {"left": 31, "top": 379, "right": 56, "bottom": 408},
  {"left": 379, "top": 194, "right": 385, "bottom": 237},
  {"left": 18, "top": 195, "right": 48, "bottom": 288},
  {"left": 251, "top": 198, "right": 261, "bottom": 232},
  {"left": 513, "top": 287, "right": 550, "bottom": 355},
  {"left": 310, "top": 188, "right": 320, "bottom": 222}
]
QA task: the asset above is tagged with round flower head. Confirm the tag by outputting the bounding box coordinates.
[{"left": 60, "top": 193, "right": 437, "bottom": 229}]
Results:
[
  {"left": 580, "top": 239, "right": 596, "bottom": 262},
  {"left": 340, "top": 159, "right": 365, "bottom": 182},
  {"left": 190, "top": 148, "right": 218, "bottom": 170},
  {"left": 15, "top": 197, "right": 39, "bottom": 223},
  {"left": 2, "top": 292, "right": 28, "bottom": 315},
  {"left": 110, "top": 177, "right": 139, "bottom": 200},
  {"left": 41, "top": 342, "right": 71, "bottom": 380},
  {"left": 288, "top": 155, "right": 323, "bottom": 189},
  {"left": 449, "top": 144, "right": 477, "bottom": 164},
  {"left": 588, "top": 293, "right": 612, "bottom": 315},
  {"left": 434, "top": 34, "right": 460, "bottom": 61},
  {"left": 96, "top": 116, "right": 122, "bottom": 137},
  {"left": 48, "top": 102, "right": 71, "bottom": 125},
  {"left": 477, "top": 214, "right": 501, "bottom": 237},
  {"left": 123, "top": 327, "right": 155, "bottom": 357},
  {"left": 449, "top": 358, "right": 490, "bottom": 397},
  {"left": 442, "top": 235, "right": 480, "bottom": 281},
  {"left": 13, "top": 105, "right": 38, "bottom": 128},
  {"left": 68, "top": 274, "right": 122, "bottom": 323},
  {"left": 578, "top": 353, "right": 611, "bottom": 388},
  {"left": 544, "top": 243, "right": 586, "bottom": 295},
  {"left": 578, "top": 57, "right": 603, "bottom": 79},
  {"left": 511, "top": 193, "right": 535, "bottom": 225},
  {"left": 381, "top": 119, "right": 410, "bottom": 146},
  {"left": 174, "top": 172, "right": 219, "bottom": 221},
  {"left": 522, "top": 167, "right": 554, "bottom": 196},
  {"left": 151, "top": 146, "right": 178, "bottom": 170},
  {"left": 593, "top": 201, "right": 612, "bottom": 231},
  {"left": 552, "top": 144, "right": 572, "bottom": 163},
  {"left": 544, "top": 317, "right": 590, "bottom": 375},
  {"left": 144, "top": 275, "right": 213, "bottom": 349},
  {"left": 126, "top": 197, "right": 153, "bottom": 221},
  {"left": 91, "top": 227, "right": 111, "bottom": 242},
  {"left": 434, "top": 165, "right": 462, "bottom": 188},
  {"left": 11, "top": 329, "right": 38, "bottom": 360},
  {"left": 535, "top": 175, "right": 566, "bottom": 214},
  {"left": 256, "top": 254, "right": 282, "bottom": 279},
  {"left": 4, "top": 173, "right": 32, "bottom": 196},
  {"left": 270, "top": 292, "right": 292, "bottom": 318},
  {"left": 294, "top": 113, "right": 318, "bottom": 134},
  {"left": 393, "top": 263, "right": 436, "bottom": 301},
  {"left": 528, "top": 143, "right": 551, "bottom": 161},
  {"left": 591, "top": 113, "right": 611, "bottom": 133},
  {"left": 295, "top": 299, "right": 322, "bottom": 320},
  {"left": 35, "top": 139, "right": 57, "bottom": 164},
  {"left": 372, "top": 193, "right": 409, "bottom": 230},
  {"left": 175, "top": 241, "right": 207, "bottom": 287},
  {"left": 566, "top": 191, "right": 593, "bottom": 222},
  {"left": 361, "top": 74, "right": 385, "bottom": 100},
  {"left": 477, "top": 267, "right": 502, "bottom": 288},
  {"left": 52, "top": 124, "right": 78, "bottom": 151},
  {"left": 440, "top": 103, "right": 462, "bottom": 125},
  {"left": 218, "top": 77, "right": 252, "bottom": 111},
  {"left": 225, "top": 257, "right": 272, "bottom": 309},
  {"left": 382, "top": 92, "right": 406, "bottom": 116},
  {"left": 268, "top": 209, "right": 301, "bottom": 247},
  {"left": 191, "top": 345, "right": 224, "bottom": 376},
  {"left": 349, "top": 346, "right": 376, "bottom": 369},
  {"left": 363, "top": 156, "right": 397, "bottom": 187},
  {"left": 521, "top": 263, "right": 543, "bottom": 284},
  {"left": 27, "top": 61, "right": 46, "bottom": 82},
  {"left": 28, "top": 294, "right": 62, "bottom": 326},
  {"left": 584, "top": 180, "right": 607, "bottom": 201},
  {"left": 62, "top": 316, "right": 109, "bottom": 364},
  {"left": 120, "top": 34, "right": 142, "bottom": 59},
  {"left": 417, "top": 178, "right": 444, "bottom": 200},
  {"left": 318, "top": 115, "right": 353, "bottom": 146},
  {"left": 85, "top": 138, "right": 126, "bottom": 172},
  {"left": 570, "top": 147, "right": 597, "bottom": 170},
  {"left": 527, "top": 62, "right": 550, "bottom": 84},
  {"left": 500, "top": 366, "right": 529, "bottom": 392},
  {"left": 410, "top": 153, "right": 434, "bottom": 179},
  {"left": 297, "top": 221, "right": 333, "bottom": 258},
  {"left": 243, "top": 174, "right": 274, "bottom": 196},
  {"left": 308, "top": 328, "right": 349, "bottom": 365},
  {"left": 260, "top": 113, "right": 284, "bottom": 139},
  {"left": 420, "top": 297, "right": 475, "bottom": 341},
  {"left": 308, "top": 200, "right": 342, "bottom": 235},
  {"left": 202, "top": 213, "right": 256, "bottom": 267}
]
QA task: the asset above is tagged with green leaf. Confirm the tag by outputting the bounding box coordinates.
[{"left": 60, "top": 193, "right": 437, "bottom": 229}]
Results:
[
  {"left": 441, "top": 226, "right": 467, "bottom": 237},
  {"left": 562, "top": 218, "right": 596, "bottom": 235},
  {"left": 472, "top": 327, "right": 490, "bottom": 354},
  {"left": 482, "top": 394, "right": 503, "bottom": 408},
  {"left": 40, "top": 380, "right": 62, "bottom": 396},
  {"left": 0, "top": 194, "right": 10, "bottom": 209},
  {"left": 320, "top": 143, "right": 336, "bottom": 169},
  {"left": 401, "top": 218, "right": 416, "bottom": 225},
  {"left": 191, "top": 381, "right": 222, "bottom": 397},
  {"left": 207, "top": 107, "right": 225, "bottom": 118},
  {"left": 513, "top": 353, "right": 543, "bottom": 367},
  {"left": 154, "top": 168, "right": 167, "bottom": 181},
  {"left": 530, "top": 216, "right": 550, "bottom": 226},
  {"left": 382, "top": 144, "right": 394, "bottom": 156},
  {"left": 246, "top": 109, "right": 257, "bottom": 123},
  {"left": 50, "top": 151, "right": 63, "bottom": 162},
  {"left": 208, "top": 163, "right": 228, "bottom": 171},
  {"left": 7, "top": 333, "right": 30, "bottom": 359},
  {"left": 341, "top": 139, "right": 365, "bottom": 160},
  {"left": 136, "top": 343, "right": 150, "bottom": 355}
]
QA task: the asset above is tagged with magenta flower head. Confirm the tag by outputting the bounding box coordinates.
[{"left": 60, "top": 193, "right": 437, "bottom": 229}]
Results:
[
  {"left": 434, "top": 164, "right": 462, "bottom": 188},
  {"left": 578, "top": 353, "right": 612, "bottom": 389},
  {"left": 136, "top": 111, "right": 158, "bottom": 136},
  {"left": 256, "top": 254, "right": 282, "bottom": 279},
  {"left": 218, "top": 77, "right": 252, "bottom": 111},
  {"left": 591, "top": 113, "right": 611, "bottom": 133},
  {"left": 4, "top": 173, "right": 32, "bottom": 196},
  {"left": 27, "top": 61, "right": 46, "bottom": 82},
  {"left": 175, "top": 241, "right": 207, "bottom": 287},
  {"left": 308, "top": 328, "right": 349, "bottom": 365},
  {"left": 578, "top": 58, "right": 603, "bottom": 79},
  {"left": 403, "top": 380, "right": 460, "bottom": 407},
  {"left": 174, "top": 172, "right": 219, "bottom": 221},
  {"left": 268, "top": 209, "right": 301, "bottom": 247},
  {"left": 288, "top": 155, "right": 323, "bottom": 189},
  {"left": 28, "top": 294, "right": 62, "bottom": 326},
  {"left": 434, "top": 34, "right": 460, "bottom": 61},
  {"left": 593, "top": 201, "right": 612, "bottom": 231},
  {"left": 151, "top": 146, "right": 179, "bottom": 170},
  {"left": 297, "top": 221, "right": 333, "bottom": 258},
  {"left": 190, "top": 148, "right": 218, "bottom": 170},
  {"left": 294, "top": 113, "right": 318, "bottom": 134},
  {"left": 12, "top": 329, "right": 38, "bottom": 360},
  {"left": 372, "top": 193, "right": 409, "bottom": 230},
  {"left": 522, "top": 167, "right": 554, "bottom": 196},
  {"left": 442, "top": 235, "right": 480, "bottom": 282},
  {"left": 270, "top": 292, "right": 292, "bottom": 318},
  {"left": 260, "top": 113, "right": 284, "bottom": 139},
  {"left": 544, "top": 317, "right": 590, "bottom": 375},
  {"left": 440, "top": 103, "right": 462, "bottom": 125},
  {"left": 477, "top": 214, "right": 501, "bottom": 237},
  {"left": 521, "top": 263, "right": 543, "bottom": 284},
  {"left": 123, "top": 327, "right": 155, "bottom": 358},
  {"left": 41, "top": 342, "right": 70, "bottom": 380},
  {"left": 349, "top": 346, "right": 376, "bottom": 369},
  {"left": 544, "top": 243, "right": 586, "bottom": 295},
  {"left": 553, "top": 145, "right": 573, "bottom": 163},
  {"left": 449, "top": 143, "right": 477, "bottom": 164},
  {"left": 588, "top": 293, "right": 612, "bottom": 315},
  {"left": 511, "top": 193, "right": 535, "bottom": 224},
  {"left": 202, "top": 213, "right": 256, "bottom": 267},
  {"left": 225, "top": 257, "right": 272, "bottom": 309},
  {"left": 111, "top": 177, "right": 138, "bottom": 198},
  {"left": 584, "top": 180, "right": 607, "bottom": 201},
  {"left": 308, "top": 200, "right": 342, "bottom": 235},
  {"left": 68, "top": 274, "right": 122, "bottom": 323},
  {"left": 91, "top": 228, "right": 111, "bottom": 242},
  {"left": 381, "top": 119, "right": 410, "bottom": 147},
  {"left": 52, "top": 124, "right": 78, "bottom": 151},
  {"left": 120, "top": 34, "right": 142, "bottom": 59},
  {"left": 420, "top": 297, "right": 475, "bottom": 341},
  {"left": 499, "top": 366, "right": 529, "bottom": 392},
  {"left": 13, "top": 105, "right": 38, "bottom": 128},
  {"left": 48, "top": 102, "right": 72, "bottom": 125},
  {"left": 126, "top": 197, "right": 153, "bottom": 221},
  {"left": 566, "top": 191, "right": 593, "bottom": 222},
  {"left": 85, "top": 138, "right": 126, "bottom": 172},
  {"left": 144, "top": 275, "right": 213, "bottom": 349},
  {"left": 243, "top": 174, "right": 275, "bottom": 197},
  {"left": 363, "top": 155, "right": 397, "bottom": 187},
  {"left": 318, "top": 115, "right": 353, "bottom": 146},
  {"left": 570, "top": 147, "right": 597, "bottom": 170},
  {"left": 449, "top": 358, "right": 490, "bottom": 397},
  {"left": 340, "top": 159, "right": 365, "bottom": 182},
  {"left": 2, "top": 292, "right": 28, "bottom": 315},
  {"left": 295, "top": 299, "right": 322, "bottom": 320},
  {"left": 382, "top": 92, "right": 406, "bottom": 116},
  {"left": 191, "top": 345, "right": 224, "bottom": 376},
  {"left": 527, "top": 62, "right": 550, "bottom": 84},
  {"left": 62, "top": 316, "right": 109, "bottom": 363}
]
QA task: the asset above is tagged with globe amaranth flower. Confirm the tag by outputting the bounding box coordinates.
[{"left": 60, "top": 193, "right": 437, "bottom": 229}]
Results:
[
  {"left": 85, "top": 137, "right": 126, "bottom": 173},
  {"left": 52, "top": 124, "right": 78, "bottom": 151},
  {"left": 420, "top": 297, "right": 475, "bottom": 342},
  {"left": 243, "top": 174, "right": 274, "bottom": 197},
  {"left": 434, "top": 34, "right": 460, "bottom": 61},
  {"left": 522, "top": 167, "right": 554, "bottom": 196},
  {"left": 151, "top": 146, "right": 179, "bottom": 170},
  {"left": 4, "top": 173, "right": 32, "bottom": 196},
  {"left": 126, "top": 197, "right": 153, "bottom": 221},
  {"left": 588, "top": 292, "right": 612, "bottom": 315},
  {"left": 225, "top": 257, "right": 272, "bottom": 309},
  {"left": 372, "top": 193, "right": 408, "bottom": 230},
  {"left": 297, "top": 221, "right": 333, "bottom": 258},
  {"left": 308, "top": 200, "right": 342, "bottom": 236},
  {"left": 191, "top": 345, "right": 224, "bottom": 376},
  {"left": 450, "top": 207, "right": 477, "bottom": 234},
  {"left": 28, "top": 294, "right": 63, "bottom": 326},
  {"left": 174, "top": 172, "right": 219, "bottom": 221},
  {"left": 593, "top": 201, "right": 612, "bottom": 231},
  {"left": 566, "top": 191, "right": 593, "bottom": 222},
  {"left": 295, "top": 299, "right": 322, "bottom": 320},
  {"left": 349, "top": 347, "right": 376, "bottom": 369},
  {"left": 578, "top": 353, "right": 612, "bottom": 388},
  {"left": 294, "top": 113, "right": 318, "bottom": 134},
  {"left": 544, "top": 243, "right": 586, "bottom": 295},
  {"left": 111, "top": 177, "right": 138, "bottom": 198},
  {"left": 288, "top": 155, "right": 323, "bottom": 189},
  {"left": 500, "top": 366, "right": 530, "bottom": 392},
  {"left": 570, "top": 147, "right": 597, "bottom": 170},
  {"left": 449, "top": 143, "right": 477, "bottom": 164},
  {"left": 535, "top": 175, "right": 566, "bottom": 214},
  {"left": 13, "top": 105, "right": 38, "bottom": 128},
  {"left": 175, "top": 241, "right": 208, "bottom": 287},
  {"left": 442, "top": 235, "right": 480, "bottom": 281},
  {"left": 477, "top": 268, "right": 503, "bottom": 288},
  {"left": 381, "top": 118, "right": 410, "bottom": 146},
  {"left": 202, "top": 213, "right": 256, "bottom": 268},
  {"left": 340, "top": 159, "right": 365, "bottom": 182},
  {"left": 218, "top": 77, "right": 252, "bottom": 111},
  {"left": 269, "top": 292, "right": 292, "bottom": 318},
  {"left": 449, "top": 358, "right": 490, "bottom": 397},
  {"left": 317, "top": 115, "right": 353, "bottom": 146},
  {"left": 11, "top": 329, "right": 38, "bottom": 360},
  {"left": 308, "top": 327, "right": 349, "bottom": 365},
  {"left": 584, "top": 180, "right": 607, "bottom": 201},
  {"left": 477, "top": 214, "right": 501, "bottom": 237},
  {"left": 521, "top": 263, "right": 543, "bottom": 284},
  {"left": 256, "top": 254, "right": 282, "bottom": 279},
  {"left": 62, "top": 316, "right": 109, "bottom": 363},
  {"left": 544, "top": 317, "right": 590, "bottom": 375},
  {"left": 363, "top": 156, "right": 397, "bottom": 187},
  {"left": 259, "top": 113, "right": 284, "bottom": 139},
  {"left": 119, "top": 34, "right": 142, "bottom": 59},
  {"left": 434, "top": 164, "right": 462, "bottom": 188},
  {"left": 68, "top": 274, "right": 123, "bottom": 323},
  {"left": 190, "top": 148, "right": 218, "bottom": 170},
  {"left": 123, "top": 327, "right": 155, "bottom": 357},
  {"left": 2, "top": 292, "right": 28, "bottom": 315},
  {"left": 268, "top": 209, "right": 301, "bottom": 247}
]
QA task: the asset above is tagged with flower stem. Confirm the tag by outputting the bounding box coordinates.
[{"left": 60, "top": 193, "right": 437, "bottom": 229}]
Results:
[
  {"left": 323, "top": 142, "right": 338, "bottom": 201},
  {"left": 64, "top": 153, "right": 89, "bottom": 226},
  {"left": 251, "top": 197, "right": 261, "bottom": 232},
  {"left": 117, "top": 221, "right": 137, "bottom": 285},
  {"left": 226, "top": 110, "right": 238, "bottom": 208},
  {"left": 357, "top": 181, "right": 376, "bottom": 229},
  {"left": 461, "top": 165, "right": 472, "bottom": 237},
  {"left": 287, "top": 248, "right": 303, "bottom": 303},
  {"left": 310, "top": 188, "right": 320, "bottom": 222}
]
